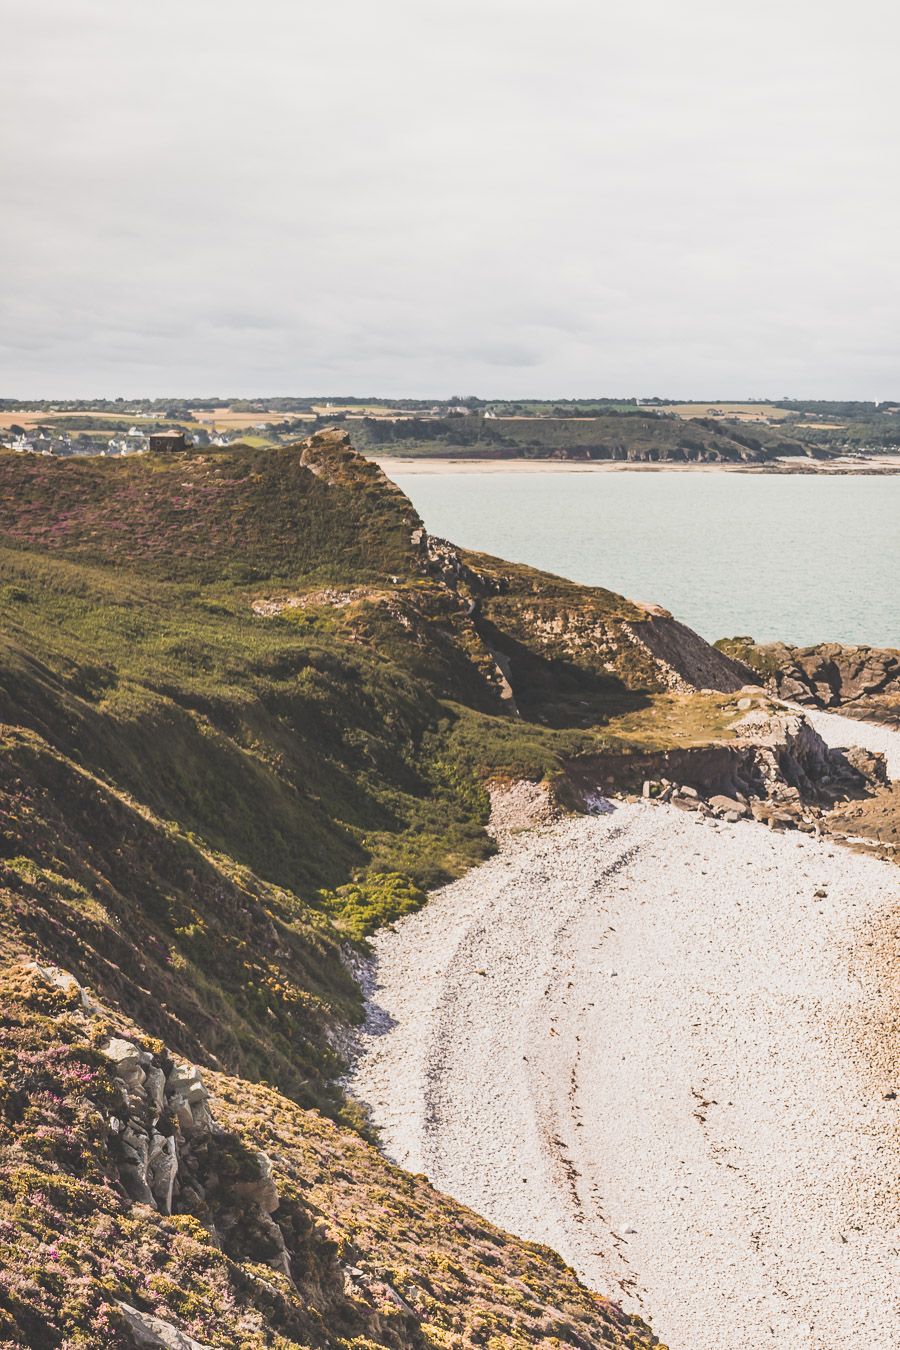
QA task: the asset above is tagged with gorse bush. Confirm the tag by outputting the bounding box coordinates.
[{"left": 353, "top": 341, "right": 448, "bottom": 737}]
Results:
[{"left": 317, "top": 872, "right": 427, "bottom": 940}]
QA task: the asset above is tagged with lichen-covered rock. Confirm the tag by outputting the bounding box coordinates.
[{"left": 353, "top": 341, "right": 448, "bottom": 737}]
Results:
[{"left": 102, "top": 1036, "right": 143, "bottom": 1076}]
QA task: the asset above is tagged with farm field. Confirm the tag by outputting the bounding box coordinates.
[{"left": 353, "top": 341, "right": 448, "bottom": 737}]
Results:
[
  {"left": 654, "top": 402, "right": 793, "bottom": 422},
  {"left": 190, "top": 406, "right": 316, "bottom": 429},
  {"left": 0, "top": 409, "right": 155, "bottom": 429}
]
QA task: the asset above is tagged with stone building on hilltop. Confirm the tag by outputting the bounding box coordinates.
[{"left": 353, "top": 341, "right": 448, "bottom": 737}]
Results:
[{"left": 148, "top": 430, "right": 189, "bottom": 453}]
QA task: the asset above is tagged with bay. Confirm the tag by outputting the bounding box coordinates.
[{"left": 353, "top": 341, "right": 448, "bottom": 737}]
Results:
[{"left": 392, "top": 469, "right": 899, "bottom": 648}]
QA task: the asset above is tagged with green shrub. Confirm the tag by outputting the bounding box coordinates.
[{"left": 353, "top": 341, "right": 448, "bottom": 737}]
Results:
[{"left": 318, "top": 872, "right": 427, "bottom": 940}]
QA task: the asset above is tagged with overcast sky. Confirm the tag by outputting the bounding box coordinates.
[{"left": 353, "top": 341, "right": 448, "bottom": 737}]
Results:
[{"left": 3, "top": 0, "right": 899, "bottom": 399}]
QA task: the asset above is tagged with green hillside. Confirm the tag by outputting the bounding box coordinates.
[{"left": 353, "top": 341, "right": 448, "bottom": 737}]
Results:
[
  {"left": 350, "top": 412, "right": 822, "bottom": 463},
  {"left": 0, "top": 429, "right": 759, "bottom": 1346}
]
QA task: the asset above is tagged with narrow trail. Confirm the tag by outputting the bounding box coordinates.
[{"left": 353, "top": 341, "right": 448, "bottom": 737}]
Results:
[{"left": 348, "top": 719, "right": 900, "bottom": 1350}]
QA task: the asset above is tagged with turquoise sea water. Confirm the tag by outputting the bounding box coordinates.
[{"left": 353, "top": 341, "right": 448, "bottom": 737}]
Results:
[{"left": 393, "top": 470, "right": 900, "bottom": 648}]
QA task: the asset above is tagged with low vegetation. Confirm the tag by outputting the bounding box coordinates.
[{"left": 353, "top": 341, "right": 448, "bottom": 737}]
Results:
[
  {"left": 0, "top": 428, "right": 758, "bottom": 1344},
  {"left": 0, "top": 964, "right": 661, "bottom": 1349}
]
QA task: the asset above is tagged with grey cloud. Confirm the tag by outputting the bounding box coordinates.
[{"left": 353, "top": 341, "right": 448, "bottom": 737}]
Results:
[{"left": 3, "top": 0, "right": 899, "bottom": 397}]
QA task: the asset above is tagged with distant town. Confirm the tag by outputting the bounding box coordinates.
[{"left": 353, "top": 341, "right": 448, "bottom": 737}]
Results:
[
  {"left": 1, "top": 397, "right": 900, "bottom": 467},
  {"left": 0, "top": 399, "right": 485, "bottom": 458}
]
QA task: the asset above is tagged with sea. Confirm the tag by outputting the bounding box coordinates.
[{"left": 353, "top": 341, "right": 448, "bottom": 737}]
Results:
[{"left": 391, "top": 469, "right": 900, "bottom": 649}]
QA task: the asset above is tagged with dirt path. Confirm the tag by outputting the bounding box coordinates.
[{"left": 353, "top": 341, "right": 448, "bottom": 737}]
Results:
[{"left": 348, "top": 792, "right": 899, "bottom": 1349}]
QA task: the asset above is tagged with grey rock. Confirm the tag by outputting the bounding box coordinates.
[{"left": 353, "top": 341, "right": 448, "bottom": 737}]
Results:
[
  {"left": 102, "top": 1037, "right": 142, "bottom": 1075},
  {"left": 148, "top": 1133, "right": 178, "bottom": 1214},
  {"left": 145, "top": 1066, "right": 166, "bottom": 1116},
  {"left": 173, "top": 1099, "right": 195, "bottom": 1135},
  {"left": 118, "top": 1163, "right": 154, "bottom": 1206},
  {"left": 167, "top": 1064, "right": 207, "bottom": 1104},
  {"left": 232, "top": 1151, "right": 279, "bottom": 1214},
  {"left": 117, "top": 1302, "right": 213, "bottom": 1349},
  {"left": 189, "top": 1099, "right": 213, "bottom": 1134}
]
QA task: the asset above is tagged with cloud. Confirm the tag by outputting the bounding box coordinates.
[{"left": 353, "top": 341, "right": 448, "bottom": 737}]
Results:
[{"left": 3, "top": 0, "right": 899, "bottom": 397}]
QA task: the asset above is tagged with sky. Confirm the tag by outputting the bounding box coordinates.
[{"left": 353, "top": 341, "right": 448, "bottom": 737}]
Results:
[{"left": 3, "top": 0, "right": 899, "bottom": 400}]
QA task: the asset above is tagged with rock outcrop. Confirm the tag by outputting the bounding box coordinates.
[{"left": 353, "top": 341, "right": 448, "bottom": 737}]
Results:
[
  {"left": 628, "top": 613, "right": 752, "bottom": 694},
  {"left": 715, "top": 637, "right": 900, "bottom": 723},
  {"left": 117, "top": 1304, "right": 213, "bottom": 1350},
  {"left": 98, "top": 1033, "right": 297, "bottom": 1282},
  {"left": 569, "top": 700, "right": 887, "bottom": 835}
]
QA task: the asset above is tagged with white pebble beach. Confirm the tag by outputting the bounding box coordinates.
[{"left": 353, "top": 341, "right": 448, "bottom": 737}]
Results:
[{"left": 348, "top": 713, "right": 900, "bottom": 1350}]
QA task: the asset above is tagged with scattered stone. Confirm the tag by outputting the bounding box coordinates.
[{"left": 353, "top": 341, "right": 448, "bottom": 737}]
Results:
[{"left": 708, "top": 795, "right": 749, "bottom": 818}]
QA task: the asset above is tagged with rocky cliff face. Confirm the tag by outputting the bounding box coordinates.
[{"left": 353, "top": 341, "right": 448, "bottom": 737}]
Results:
[
  {"left": 716, "top": 637, "right": 900, "bottom": 726},
  {"left": 567, "top": 698, "right": 887, "bottom": 832},
  {"left": 413, "top": 544, "right": 754, "bottom": 729},
  {"left": 626, "top": 613, "right": 752, "bottom": 694}
]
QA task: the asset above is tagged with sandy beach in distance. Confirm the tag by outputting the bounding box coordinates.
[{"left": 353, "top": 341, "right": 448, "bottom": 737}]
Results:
[
  {"left": 348, "top": 710, "right": 900, "bottom": 1350},
  {"left": 372, "top": 454, "right": 900, "bottom": 475}
]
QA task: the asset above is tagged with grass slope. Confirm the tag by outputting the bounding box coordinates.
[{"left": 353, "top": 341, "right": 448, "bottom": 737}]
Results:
[{"left": 0, "top": 430, "right": 748, "bottom": 1345}]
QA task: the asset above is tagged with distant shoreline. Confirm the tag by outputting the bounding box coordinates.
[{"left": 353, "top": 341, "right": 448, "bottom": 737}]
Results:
[{"left": 372, "top": 454, "right": 900, "bottom": 476}]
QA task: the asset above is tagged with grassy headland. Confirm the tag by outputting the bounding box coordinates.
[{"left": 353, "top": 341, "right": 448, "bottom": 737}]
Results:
[{"left": 0, "top": 428, "right": 763, "bottom": 1346}]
